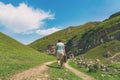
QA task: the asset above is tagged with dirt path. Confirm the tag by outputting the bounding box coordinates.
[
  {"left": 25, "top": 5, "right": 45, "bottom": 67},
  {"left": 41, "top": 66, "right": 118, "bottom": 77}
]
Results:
[
  {"left": 9, "top": 60, "right": 95, "bottom": 80},
  {"left": 110, "top": 52, "right": 120, "bottom": 59},
  {"left": 9, "top": 61, "right": 56, "bottom": 80},
  {"left": 64, "top": 61, "right": 96, "bottom": 80}
]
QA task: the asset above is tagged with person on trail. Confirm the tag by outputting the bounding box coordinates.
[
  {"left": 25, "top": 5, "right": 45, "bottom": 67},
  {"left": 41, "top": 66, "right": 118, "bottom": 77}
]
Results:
[{"left": 56, "top": 39, "right": 66, "bottom": 68}]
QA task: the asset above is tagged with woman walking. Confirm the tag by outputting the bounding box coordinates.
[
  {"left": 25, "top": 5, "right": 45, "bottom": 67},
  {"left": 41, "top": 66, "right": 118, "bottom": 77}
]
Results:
[{"left": 56, "top": 39, "right": 66, "bottom": 68}]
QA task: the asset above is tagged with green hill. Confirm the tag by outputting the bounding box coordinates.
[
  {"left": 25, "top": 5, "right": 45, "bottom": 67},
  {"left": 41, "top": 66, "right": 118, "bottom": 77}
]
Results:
[
  {"left": 29, "top": 11, "right": 120, "bottom": 57},
  {"left": 0, "top": 32, "right": 55, "bottom": 79},
  {"left": 66, "top": 13, "right": 120, "bottom": 56},
  {"left": 29, "top": 22, "right": 100, "bottom": 52},
  {"left": 109, "top": 11, "right": 120, "bottom": 19},
  {"left": 28, "top": 11, "right": 120, "bottom": 80},
  {"left": 80, "top": 40, "right": 120, "bottom": 61}
]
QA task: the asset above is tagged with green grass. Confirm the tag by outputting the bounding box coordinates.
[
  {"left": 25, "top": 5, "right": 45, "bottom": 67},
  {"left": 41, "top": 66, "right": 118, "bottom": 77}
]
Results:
[
  {"left": 80, "top": 40, "right": 120, "bottom": 61},
  {"left": 46, "top": 62, "right": 82, "bottom": 80},
  {"left": 0, "top": 32, "right": 55, "bottom": 80},
  {"left": 107, "top": 30, "right": 120, "bottom": 36},
  {"left": 29, "top": 22, "right": 100, "bottom": 51},
  {"left": 69, "top": 40, "right": 120, "bottom": 80},
  {"left": 29, "top": 11, "right": 120, "bottom": 56},
  {"left": 109, "top": 11, "right": 120, "bottom": 19},
  {"left": 69, "top": 60, "right": 120, "bottom": 80}
]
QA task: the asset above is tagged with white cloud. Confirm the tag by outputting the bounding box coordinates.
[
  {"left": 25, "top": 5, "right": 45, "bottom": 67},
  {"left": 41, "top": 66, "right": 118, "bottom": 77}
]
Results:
[
  {"left": 36, "top": 28, "right": 61, "bottom": 36},
  {"left": 0, "top": 2, "right": 54, "bottom": 33}
]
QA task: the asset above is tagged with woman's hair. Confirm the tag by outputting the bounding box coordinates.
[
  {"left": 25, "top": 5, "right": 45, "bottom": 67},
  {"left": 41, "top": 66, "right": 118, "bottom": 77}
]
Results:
[{"left": 58, "top": 39, "right": 62, "bottom": 42}]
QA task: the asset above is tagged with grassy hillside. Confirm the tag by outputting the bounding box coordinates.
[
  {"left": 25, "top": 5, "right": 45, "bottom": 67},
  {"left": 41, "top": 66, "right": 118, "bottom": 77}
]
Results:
[
  {"left": 29, "top": 11, "right": 120, "bottom": 56},
  {"left": 69, "top": 40, "right": 120, "bottom": 80},
  {"left": 29, "top": 22, "right": 100, "bottom": 51},
  {"left": 66, "top": 13, "right": 120, "bottom": 55},
  {"left": 68, "top": 40, "right": 120, "bottom": 80},
  {"left": 0, "top": 32, "right": 55, "bottom": 80},
  {"left": 109, "top": 11, "right": 120, "bottom": 19},
  {"left": 28, "top": 11, "right": 120, "bottom": 80},
  {"left": 69, "top": 60, "right": 120, "bottom": 80},
  {"left": 79, "top": 40, "right": 120, "bottom": 61}
]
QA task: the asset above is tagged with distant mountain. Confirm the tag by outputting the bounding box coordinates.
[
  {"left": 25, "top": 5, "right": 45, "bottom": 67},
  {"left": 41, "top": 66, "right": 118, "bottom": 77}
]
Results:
[
  {"left": 0, "top": 32, "right": 54, "bottom": 79},
  {"left": 29, "top": 11, "right": 120, "bottom": 58}
]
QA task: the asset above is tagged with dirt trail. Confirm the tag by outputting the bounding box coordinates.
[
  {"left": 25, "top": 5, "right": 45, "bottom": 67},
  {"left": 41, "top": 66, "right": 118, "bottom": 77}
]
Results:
[
  {"left": 9, "top": 60, "right": 96, "bottom": 80},
  {"left": 110, "top": 52, "right": 120, "bottom": 59},
  {"left": 9, "top": 61, "right": 56, "bottom": 80},
  {"left": 64, "top": 61, "right": 96, "bottom": 80}
]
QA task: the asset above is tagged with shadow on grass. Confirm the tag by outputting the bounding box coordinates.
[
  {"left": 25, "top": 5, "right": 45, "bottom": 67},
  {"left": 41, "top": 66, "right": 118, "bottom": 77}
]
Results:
[{"left": 46, "top": 65, "right": 59, "bottom": 69}]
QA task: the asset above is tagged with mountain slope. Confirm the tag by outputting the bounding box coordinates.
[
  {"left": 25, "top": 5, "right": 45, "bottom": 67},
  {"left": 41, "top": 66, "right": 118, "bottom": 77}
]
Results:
[
  {"left": 0, "top": 32, "right": 54, "bottom": 79},
  {"left": 29, "top": 22, "right": 100, "bottom": 52},
  {"left": 80, "top": 40, "right": 120, "bottom": 61},
  {"left": 109, "top": 11, "right": 120, "bottom": 19},
  {"left": 66, "top": 13, "right": 120, "bottom": 55},
  {"left": 29, "top": 11, "right": 120, "bottom": 57}
]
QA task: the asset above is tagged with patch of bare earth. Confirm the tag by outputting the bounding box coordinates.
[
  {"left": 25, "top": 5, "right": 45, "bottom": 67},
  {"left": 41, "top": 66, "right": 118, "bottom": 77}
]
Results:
[
  {"left": 64, "top": 61, "right": 96, "bottom": 80},
  {"left": 110, "top": 52, "right": 120, "bottom": 59},
  {"left": 9, "top": 61, "right": 56, "bottom": 80}
]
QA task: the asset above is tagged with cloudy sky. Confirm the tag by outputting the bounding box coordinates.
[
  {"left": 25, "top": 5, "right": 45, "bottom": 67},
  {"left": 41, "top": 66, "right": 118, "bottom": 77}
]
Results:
[{"left": 0, "top": 0, "right": 120, "bottom": 44}]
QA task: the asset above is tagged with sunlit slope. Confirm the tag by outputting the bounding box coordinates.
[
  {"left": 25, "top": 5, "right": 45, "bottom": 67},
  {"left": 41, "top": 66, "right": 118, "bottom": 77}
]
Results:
[
  {"left": 29, "top": 11, "right": 120, "bottom": 56},
  {"left": 0, "top": 32, "right": 55, "bottom": 79},
  {"left": 80, "top": 40, "right": 120, "bottom": 61},
  {"left": 29, "top": 22, "right": 100, "bottom": 51}
]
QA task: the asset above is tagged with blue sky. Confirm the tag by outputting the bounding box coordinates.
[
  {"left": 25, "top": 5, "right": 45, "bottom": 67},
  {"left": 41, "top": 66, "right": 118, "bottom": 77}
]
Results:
[{"left": 0, "top": 0, "right": 120, "bottom": 44}]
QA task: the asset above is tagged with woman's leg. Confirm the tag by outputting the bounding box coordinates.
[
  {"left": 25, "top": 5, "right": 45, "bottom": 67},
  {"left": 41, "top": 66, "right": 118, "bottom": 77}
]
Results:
[
  {"left": 60, "top": 58, "right": 63, "bottom": 68},
  {"left": 57, "top": 53, "right": 64, "bottom": 68}
]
